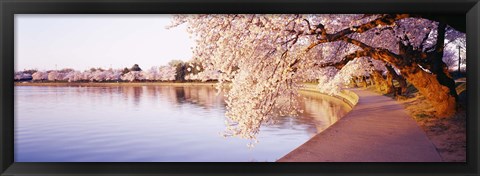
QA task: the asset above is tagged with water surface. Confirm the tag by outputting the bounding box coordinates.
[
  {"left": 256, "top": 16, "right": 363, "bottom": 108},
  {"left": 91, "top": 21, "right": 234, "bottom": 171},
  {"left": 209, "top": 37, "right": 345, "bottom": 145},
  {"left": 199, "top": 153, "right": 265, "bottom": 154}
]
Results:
[{"left": 15, "top": 85, "right": 350, "bottom": 162}]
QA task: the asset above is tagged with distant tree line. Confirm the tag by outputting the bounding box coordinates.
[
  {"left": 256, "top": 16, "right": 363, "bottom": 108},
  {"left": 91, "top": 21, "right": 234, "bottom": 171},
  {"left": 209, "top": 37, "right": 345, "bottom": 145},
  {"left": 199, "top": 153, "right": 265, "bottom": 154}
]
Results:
[{"left": 15, "top": 61, "right": 220, "bottom": 83}]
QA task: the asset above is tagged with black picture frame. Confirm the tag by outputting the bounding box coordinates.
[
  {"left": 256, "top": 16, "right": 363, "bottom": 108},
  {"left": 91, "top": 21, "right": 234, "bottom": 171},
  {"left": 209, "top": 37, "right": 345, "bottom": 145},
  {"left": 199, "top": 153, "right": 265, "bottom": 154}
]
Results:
[{"left": 1, "top": 0, "right": 479, "bottom": 175}]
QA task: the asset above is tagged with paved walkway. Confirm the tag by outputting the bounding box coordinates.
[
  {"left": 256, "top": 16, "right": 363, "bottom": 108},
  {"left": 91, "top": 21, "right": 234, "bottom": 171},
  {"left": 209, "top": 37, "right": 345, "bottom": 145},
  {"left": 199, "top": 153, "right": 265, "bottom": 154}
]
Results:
[{"left": 277, "top": 88, "right": 443, "bottom": 162}]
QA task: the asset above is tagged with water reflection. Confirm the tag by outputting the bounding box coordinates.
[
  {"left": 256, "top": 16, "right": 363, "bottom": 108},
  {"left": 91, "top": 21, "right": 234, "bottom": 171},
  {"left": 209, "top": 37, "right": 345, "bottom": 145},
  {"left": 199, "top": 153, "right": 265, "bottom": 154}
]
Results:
[
  {"left": 176, "top": 86, "right": 225, "bottom": 109},
  {"left": 63, "top": 86, "right": 349, "bottom": 135},
  {"left": 14, "top": 85, "right": 350, "bottom": 162},
  {"left": 304, "top": 94, "right": 349, "bottom": 130}
]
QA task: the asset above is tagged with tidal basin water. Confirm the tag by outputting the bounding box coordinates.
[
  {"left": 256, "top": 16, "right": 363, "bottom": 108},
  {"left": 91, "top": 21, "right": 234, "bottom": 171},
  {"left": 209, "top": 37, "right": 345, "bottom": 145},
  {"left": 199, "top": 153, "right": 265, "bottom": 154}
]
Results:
[{"left": 14, "top": 85, "right": 351, "bottom": 162}]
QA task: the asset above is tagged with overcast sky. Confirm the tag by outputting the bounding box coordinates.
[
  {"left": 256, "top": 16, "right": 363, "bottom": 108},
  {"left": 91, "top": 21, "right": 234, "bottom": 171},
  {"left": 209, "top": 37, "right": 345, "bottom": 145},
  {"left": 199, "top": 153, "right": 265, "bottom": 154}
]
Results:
[{"left": 15, "top": 14, "right": 195, "bottom": 71}]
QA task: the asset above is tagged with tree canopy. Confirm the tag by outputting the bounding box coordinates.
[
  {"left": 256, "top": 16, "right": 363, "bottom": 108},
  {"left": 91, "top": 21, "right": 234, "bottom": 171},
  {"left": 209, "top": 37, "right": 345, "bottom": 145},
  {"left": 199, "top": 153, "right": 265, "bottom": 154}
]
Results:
[{"left": 169, "top": 14, "right": 466, "bottom": 140}]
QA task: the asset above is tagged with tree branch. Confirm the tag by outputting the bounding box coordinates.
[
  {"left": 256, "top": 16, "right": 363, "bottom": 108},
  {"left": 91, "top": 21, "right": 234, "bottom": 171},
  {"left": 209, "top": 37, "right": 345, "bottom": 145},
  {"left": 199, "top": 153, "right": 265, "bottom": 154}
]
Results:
[
  {"left": 317, "top": 50, "right": 369, "bottom": 69},
  {"left": 341, "top": 37, "right": 372, "bottom": 50},
  {"left": 306, "top": 14, "right": 413, "bottom": 52},
  {"left": 419, "top": 27, "right": 432, "bottom": 50}
]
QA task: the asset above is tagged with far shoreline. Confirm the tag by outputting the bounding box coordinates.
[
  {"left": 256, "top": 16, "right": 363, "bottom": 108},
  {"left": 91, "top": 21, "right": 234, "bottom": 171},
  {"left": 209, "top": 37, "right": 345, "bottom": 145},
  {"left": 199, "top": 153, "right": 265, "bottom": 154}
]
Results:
[{"left": 14, "top": 81, "right": 218, "bottom": 87}]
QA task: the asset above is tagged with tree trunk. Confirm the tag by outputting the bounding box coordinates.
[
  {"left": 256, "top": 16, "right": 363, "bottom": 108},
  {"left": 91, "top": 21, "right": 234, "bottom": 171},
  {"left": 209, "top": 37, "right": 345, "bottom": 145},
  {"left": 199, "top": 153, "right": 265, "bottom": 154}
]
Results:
[
  {"left": 349, "top": 77, "right": 357, "bottom": 88},
  {"left": 371, "top": 70, "right": 393, "bottom": 94},
  {"left": 385, "top": 64, "right": 407, "bottom": 95},
  {"left": 397, "top": 22, "right": 457, "bottom": 117},
  {"left": 364, "top": 40, "right": 457, "bottom": 117},
  {"left": 360, "top": 76, "right": 368, "bottom": 88},
  {"left": 423, "top": 22, "right": 459, "bottom": 102},
  {"left": 399, "top": 64, "right": 456, "bottom": 117},
  {"left": 354, "top": 76, "right": 361, "bottom": 87},
  {"left": 430, "top": 46, "right": 459, "bottom": 102},
  {"left": 385, "top": 69, "right": 395, "bottom": 94}
]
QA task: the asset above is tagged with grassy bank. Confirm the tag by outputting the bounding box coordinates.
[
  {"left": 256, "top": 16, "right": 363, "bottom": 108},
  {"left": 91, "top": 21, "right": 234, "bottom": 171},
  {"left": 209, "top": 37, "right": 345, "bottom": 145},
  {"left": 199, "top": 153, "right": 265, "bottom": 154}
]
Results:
[{"left": 371, "top": 82, "right": 467, "bottom": 162}]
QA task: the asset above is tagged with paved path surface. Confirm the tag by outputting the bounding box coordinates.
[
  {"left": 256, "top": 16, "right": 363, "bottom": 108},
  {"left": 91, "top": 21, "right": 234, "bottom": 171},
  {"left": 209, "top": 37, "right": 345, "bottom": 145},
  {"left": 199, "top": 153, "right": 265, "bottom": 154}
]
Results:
[{"left": 277, "top": 89, "right": 443, "bottom": 162}]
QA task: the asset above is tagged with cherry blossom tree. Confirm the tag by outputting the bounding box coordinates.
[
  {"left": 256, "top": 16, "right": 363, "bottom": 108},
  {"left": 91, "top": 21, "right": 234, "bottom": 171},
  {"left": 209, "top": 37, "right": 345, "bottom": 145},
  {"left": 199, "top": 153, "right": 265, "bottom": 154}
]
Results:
[
  {"left": 32, "top": 71, "right": 48, "bottom": 81},
  {"left": 170, "top": 14, "right": 465, "bottom": 139},
  {"left": 90, "top": 70, "right": 109, "bottom": 82},
  {"left": 145, "top": 67, "right": 159, "bottom": 81},
  {"left": 64, "top": 71, "right": 82, "bottom": 82},
  {"left": 47, "top": 71, "right": 60, "bottom": 81},
  {"left": 105, "top": 69, "right": 122, "bottom": 81},
  {"left": 158, "top": 65, "right": 177, "bottom": 81},
  {"left": 121, "top": 71, "right": 145, "bottom": 82}
]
